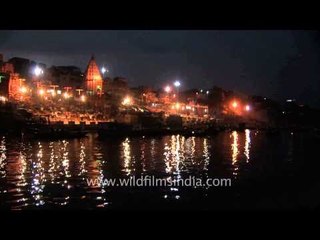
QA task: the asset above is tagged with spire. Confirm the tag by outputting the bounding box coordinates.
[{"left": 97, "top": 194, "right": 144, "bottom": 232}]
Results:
[{"left": 84, "top": 55, "right": 103, "bottom": 95}]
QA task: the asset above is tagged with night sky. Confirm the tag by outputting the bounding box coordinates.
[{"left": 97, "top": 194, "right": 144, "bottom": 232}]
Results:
[{"left": 0, "top": 30, "right": 319, "bottom": 107}]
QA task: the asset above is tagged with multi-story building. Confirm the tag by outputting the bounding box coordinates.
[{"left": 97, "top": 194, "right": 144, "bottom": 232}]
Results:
[
  {"left": 46, "top": 66, "right": 83, "bottom": 89},
  {"left": 8, "top": 57, "right": 46, "bottom": 80}
]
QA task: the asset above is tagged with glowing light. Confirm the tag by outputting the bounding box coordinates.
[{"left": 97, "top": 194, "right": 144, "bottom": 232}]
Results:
[
  {"left": 80, "top": 95, "right": 86, "bottom": 102},
  {"left": 175, "top": 102, "right": 180, "bottom": 109},
  {"left": 186, "top": 105, "right": 191, "bottom": 110},
  {"left": 206, "top": 90, "right": 209, "bottom": 94},
  {"left": 38, "top": 89, "right": 45, "bottom": 96},
  {"left": 244, "top": 129, "right": 251, "bottom": 162},
  {"left": 231, "top": 131, "right": 239, "bottom": 176},
  {"left": 33, "top": 66, "right": 43, "bottom": 77},
  {"left": 57, "top": 90, "right": 62, "bottom": 95},
  {"left": 232, "top": 101, "right": 238, "bottom": 108},
  {"left": 101, "top": 67, "right": 107, "bottom": 74},
  {"left": 47, "top": 89, "right": 56, "bottom": 97},
  {"left": 122, "top": 138, "right": 132, "bottom": 175},
  {"left": 63, "top": 92, "right": 70, "bottom": 99},
  {"left": 0, "top": 96, "right": 7, "bottom": 102},
  {"left": 174, "top": 80, "right": 181, "bottom": 87},
  {"left": 19, "top": 86, "right": 28, "bottom": 94},
  {"left": 122, "top": 96, "right": 132, "bottom": 106},
  {"left": 164, "top": 85, "right": 172, "bottom": 93},
  {"left": 245, "top": 104, "right": 251, "bottom": 111}
]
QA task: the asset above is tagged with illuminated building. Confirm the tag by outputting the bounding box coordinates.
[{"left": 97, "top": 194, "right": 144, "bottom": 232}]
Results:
[
  {"left": 8, "top": 73, "right": 28, "bottom": 100},
  {"left": 0, "top": 62, "right": 14, "bottom": 74},
  {"left": 84, "top": 56, "right": 103, "bottom": 95}
]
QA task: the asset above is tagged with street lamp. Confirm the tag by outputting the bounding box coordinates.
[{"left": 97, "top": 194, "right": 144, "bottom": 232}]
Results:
[
  {"left": 174, "top": 80, "right": 181, "bottom": 88},
  {"left": 101, "top": 66, "right": 109, "bottom": 77},
  {"left": 164, "top": 85, "right": 172, "bottom": 93},
  {"left": 33, "top": 66, "right": 43, "bottom": 77},
  {"left": 174, "top": 80, "right": 181, "bottom": 100},
  {"left": 245, "top": 104, "right": 251, "bottom": 112}
]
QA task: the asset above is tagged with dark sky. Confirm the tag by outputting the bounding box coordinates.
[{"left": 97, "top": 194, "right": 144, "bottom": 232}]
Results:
[{"left": 0, "top": 30, "right": 319, "bottom": 107}]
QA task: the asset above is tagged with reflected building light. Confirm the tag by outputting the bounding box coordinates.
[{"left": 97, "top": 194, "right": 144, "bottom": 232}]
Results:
[
  {"left": 62, "top": 140, "right": 71, "bottom": 178},
  {"left": 48, "top": 142, "right": 57, "bottom": 182},
  {"left": 150, "top": 138, "right": 156, "bottom": 161},
  {"left": 203, "top": 138, "right": 210, "bottom": 172},
  {"left": 244, "top": 129, "right": 251, "bottom": 163},
  {"left": 78, "top": 141, "right": 87, "bottom": 176},
  {"left": 16, "top": 142, "right": 28, "bottom": 192},
  {"left": 31, "top": 142, "right": 45, "bottom": 206},
  {"left": 174, "top": 135, "right": 181, "bottom": 176},
  {"left": 191, "top": 137, "right": 196, "bottom": 165},
  {"left": 164, "top": 143, "right": 172, "bottom": 173},
  {"left": 0, "top": 137, "right": 6, "bottom": 178},
  {"left": 231, "top": 131, "right": 239, "bottom": 177},
  {"left": 122, "top": 138, "right": 132, "bottom": 175},
  {"left": 140, "top": 141, "right": 146, "bottom": 172}
]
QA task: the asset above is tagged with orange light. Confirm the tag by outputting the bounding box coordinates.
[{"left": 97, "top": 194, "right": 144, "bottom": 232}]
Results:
[
  {"left": 232, "top": 101, "right": 238, "bottom": 108},
  {"left": 175, "top": 102, "right": 180, "bottom": 109},
  {"left": 38, "top": 89, "right": 45, "bottom": 96},
  {"left": 19, "top": 86, "right": 28, "bottom": 94},
  {"left": 80, "top": 95, "right": 86, "bottom": 102},
  {"left": 63, "top": 92, "right": 70, "bottom": 99},
  {"left": 122, "top": 96, "right": 132, "bottom": 106},
  {"left": 0, "top": 96, "right": 7, "bottom": 102}
]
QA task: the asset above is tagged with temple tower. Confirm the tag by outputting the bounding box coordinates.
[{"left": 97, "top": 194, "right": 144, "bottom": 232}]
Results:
[{"left": 84, "top": 55, "right": 103, "bottom": 95}]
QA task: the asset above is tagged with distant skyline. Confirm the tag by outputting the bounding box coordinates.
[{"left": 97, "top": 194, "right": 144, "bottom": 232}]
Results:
[{"left": 0, "top": 30, "right": 319, "bottom": 107}]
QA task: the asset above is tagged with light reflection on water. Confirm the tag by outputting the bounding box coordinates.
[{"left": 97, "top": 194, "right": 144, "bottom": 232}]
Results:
[{"left": 0, "top": 130, "right": 310, "bottom": 209}]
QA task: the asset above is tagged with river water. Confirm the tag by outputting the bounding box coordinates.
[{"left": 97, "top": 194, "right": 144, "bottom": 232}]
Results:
[{"left": 1, "top": 130, "right": 320, "bottom": 210}]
